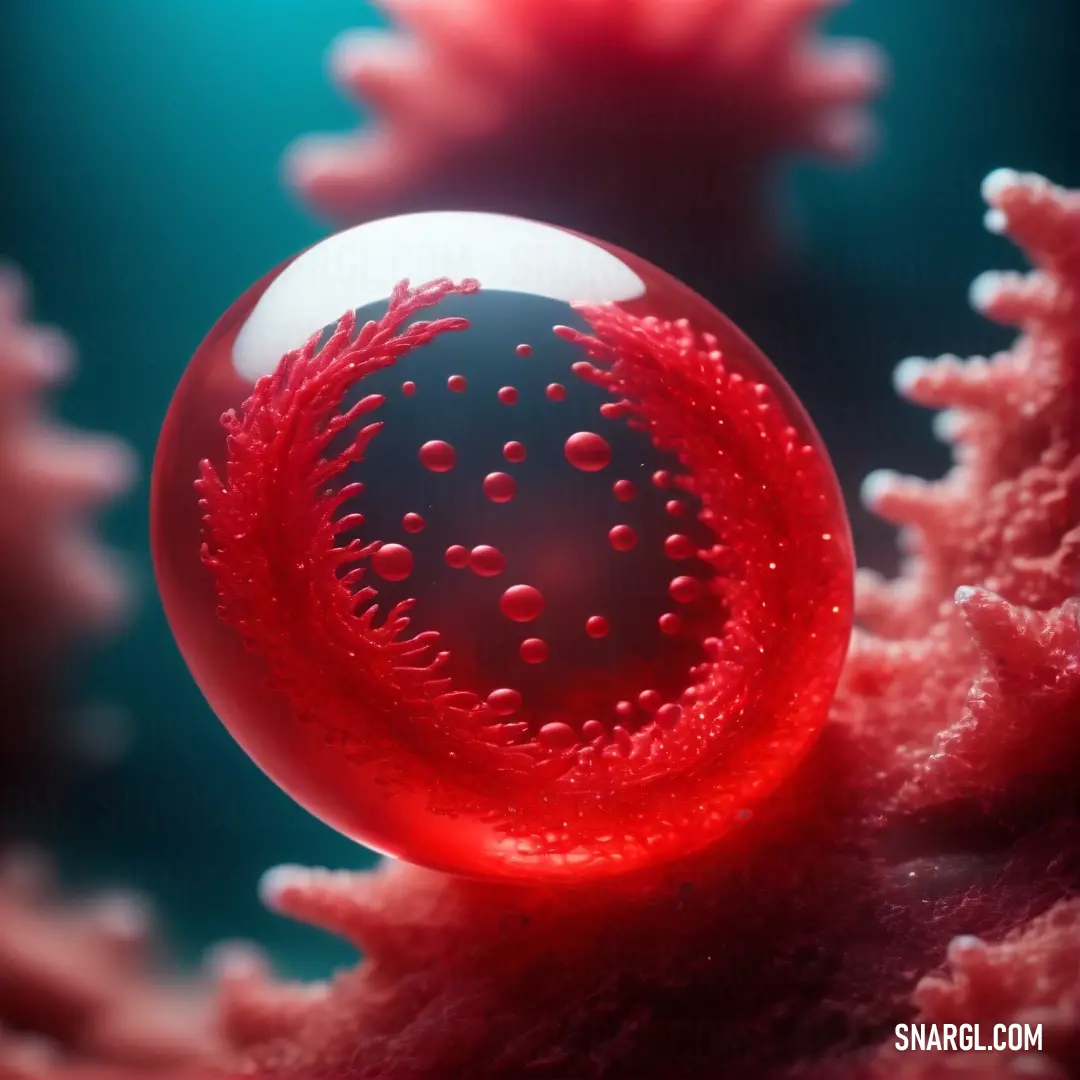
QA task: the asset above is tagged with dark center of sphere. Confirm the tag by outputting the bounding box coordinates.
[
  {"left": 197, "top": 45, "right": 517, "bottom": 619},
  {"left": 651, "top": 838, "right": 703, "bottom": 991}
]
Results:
[{"left": 328, "top": 289, "right": 719, "bottom": 735}]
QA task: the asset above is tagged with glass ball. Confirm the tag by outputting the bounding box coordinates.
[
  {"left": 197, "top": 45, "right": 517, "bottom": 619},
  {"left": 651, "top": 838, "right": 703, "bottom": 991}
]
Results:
[{"left": 152, "top": 212, "right": 853, "bottom": 881}]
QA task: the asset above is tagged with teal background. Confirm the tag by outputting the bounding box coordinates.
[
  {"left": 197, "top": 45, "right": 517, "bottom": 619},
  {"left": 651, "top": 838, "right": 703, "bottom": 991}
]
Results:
[{"left": 0, "top": 0, "right": 1077, "bottom": 977}]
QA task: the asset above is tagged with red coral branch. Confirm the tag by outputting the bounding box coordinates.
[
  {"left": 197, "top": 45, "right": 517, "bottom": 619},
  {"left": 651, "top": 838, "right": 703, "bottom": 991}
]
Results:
[{"left": 196, "top": 277, "right": 482, "bottom": 776}]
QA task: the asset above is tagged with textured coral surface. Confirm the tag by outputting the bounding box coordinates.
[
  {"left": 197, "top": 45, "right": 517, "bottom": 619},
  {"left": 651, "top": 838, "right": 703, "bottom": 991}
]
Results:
[
  {"left": 861, "top": 899, "right": 1080, "bottom": 1079},
  {"left": 284, "top": 0, "right": 885, "bottom": 270},
  {"left": 841, "top": 169, "right": 1080, "bottom": 811},
  {"left": 211, "top": 173, "right": 1080, "bottom": 1079}
]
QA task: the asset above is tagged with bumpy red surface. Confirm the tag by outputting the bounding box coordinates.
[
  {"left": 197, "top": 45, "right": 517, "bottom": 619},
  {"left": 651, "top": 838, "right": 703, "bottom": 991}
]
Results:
[
  {"left": 210, "top": 173, "right": 1080, "bottom": 1079},
  {"left": 284, "top": 0, "right": 884, "bottom": 265}
]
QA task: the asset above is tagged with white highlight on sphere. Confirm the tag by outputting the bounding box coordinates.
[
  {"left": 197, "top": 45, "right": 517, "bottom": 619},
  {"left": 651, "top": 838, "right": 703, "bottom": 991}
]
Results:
[{"left": 234, "top": 212, "right": 646, "bottom": 382}]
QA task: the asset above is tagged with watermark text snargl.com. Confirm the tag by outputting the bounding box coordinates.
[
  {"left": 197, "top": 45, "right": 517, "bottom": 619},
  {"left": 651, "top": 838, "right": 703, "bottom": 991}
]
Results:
[{"left": 895, "top": 1024, "right": 1042, "bottom": 1053}]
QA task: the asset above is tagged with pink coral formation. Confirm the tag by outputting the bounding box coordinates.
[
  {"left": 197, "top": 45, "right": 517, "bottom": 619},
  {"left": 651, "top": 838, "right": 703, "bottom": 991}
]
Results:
[
  {"left": 0, "top": 264, "right": 134, "bottom": 796},
  {"left": 210, "top": 172, "right": 1080, "bottom": 1079},
  {"left": 0, "top": 269, "right": 174, "bottom": 1079},
  {"left": 867, "top": 900, "right": 1080, "bottom": 1078},
  {"left": 0, "top": 850, "right": 225, "bottom": 1078},
  {"left": 284, "top": 0, "right": 885, "bottom": 266},
  {"left": 841, "top": 169, "right": 1080, "bottom": 808},
  {"left": 0, "top": 266, "right": 132, "bottom": 646}
]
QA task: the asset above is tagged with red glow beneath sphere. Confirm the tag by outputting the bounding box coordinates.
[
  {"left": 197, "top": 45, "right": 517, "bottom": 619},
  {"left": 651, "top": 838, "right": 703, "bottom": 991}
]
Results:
[{"left": 151, "top": 211, "right": 853, "bottom": 882}]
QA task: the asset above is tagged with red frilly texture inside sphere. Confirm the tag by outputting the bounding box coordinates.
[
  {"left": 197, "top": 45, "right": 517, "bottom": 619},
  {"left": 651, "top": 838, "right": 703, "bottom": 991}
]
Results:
[{"left": 151, "top": 212, "right": 854, "bottom": 881}]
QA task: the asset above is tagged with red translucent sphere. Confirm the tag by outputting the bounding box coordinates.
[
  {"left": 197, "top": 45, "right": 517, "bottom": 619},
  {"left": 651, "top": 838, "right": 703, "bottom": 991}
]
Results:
[{"left": 151, "top": 211, "right": 853, "bottom": 881}]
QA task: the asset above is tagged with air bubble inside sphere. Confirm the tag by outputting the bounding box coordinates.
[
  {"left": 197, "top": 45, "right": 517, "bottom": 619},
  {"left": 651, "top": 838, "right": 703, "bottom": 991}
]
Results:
[{"left": 152, "top": 212, "right": 854, "bottom": 881}]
